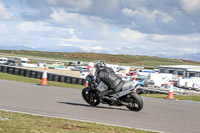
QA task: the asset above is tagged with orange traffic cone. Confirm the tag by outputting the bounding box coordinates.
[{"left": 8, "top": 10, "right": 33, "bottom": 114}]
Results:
[
  {"left": 167, "top": 80, "right": 174, "bottom": 99},
  {"left": 85, "top": 81, "right": 88, "bottom": 87},
  {"left": 40, "top": 66, "right": 48, "bottom": 85},
  {"left": 133, "top": 76, "right": 136, "bottom": 81}
]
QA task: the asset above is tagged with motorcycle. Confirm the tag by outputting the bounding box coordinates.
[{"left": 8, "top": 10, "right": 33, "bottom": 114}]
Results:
[{"left": 82, "top": 73, "right": 143, "bottom": 111}]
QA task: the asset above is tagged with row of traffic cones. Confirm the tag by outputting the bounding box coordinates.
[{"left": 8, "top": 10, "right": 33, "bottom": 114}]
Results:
[{"left": 41, "top": 66, "right": 174, "bottom": 100}]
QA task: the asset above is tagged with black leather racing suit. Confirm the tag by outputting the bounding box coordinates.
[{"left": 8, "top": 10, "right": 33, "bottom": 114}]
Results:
[{"left": 95, "top": 67, "right": 124, "bottom": 95}]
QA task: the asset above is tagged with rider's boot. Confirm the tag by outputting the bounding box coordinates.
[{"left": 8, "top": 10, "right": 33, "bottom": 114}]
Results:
[
  {"left": 102, "top": 90, "right": 118, "bottom": 105},
  {"left": 99, "top": 89, "right": 114, "bottom": 100},
  {"left": 102, "top": 89, "right": 114, "bottom": 96}
]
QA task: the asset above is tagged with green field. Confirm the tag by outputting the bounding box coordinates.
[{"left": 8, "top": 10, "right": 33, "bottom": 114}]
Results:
[
  {"left": 0, "top": 110, "right": 154, "bottom": 133},
  {"left": 141, "top": 94, "right": 200, "bottom": 102},
  {"left": 0, "top": 49, "right": 200, "bottom": 69}
]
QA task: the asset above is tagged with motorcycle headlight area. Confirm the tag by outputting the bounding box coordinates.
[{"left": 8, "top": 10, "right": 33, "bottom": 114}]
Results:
[{"left": 86, "top": 76, "right": 91, "bottom": 81}]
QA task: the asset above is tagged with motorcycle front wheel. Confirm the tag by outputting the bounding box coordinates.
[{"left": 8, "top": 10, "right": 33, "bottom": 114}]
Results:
[
  {"left": 82, "top": 88, "right": 100, "bottom": 106},
  {"left": 126, "top": 92, "right": 143, "bottom": 111}
]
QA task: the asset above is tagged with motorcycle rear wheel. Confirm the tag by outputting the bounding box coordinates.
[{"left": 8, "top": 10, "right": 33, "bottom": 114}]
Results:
[
  {"left": 82, "top": 88, "right": 100, "bottom": 106},
  {"left": 126, "top": 92, "right": 143, "bottom": 111}
]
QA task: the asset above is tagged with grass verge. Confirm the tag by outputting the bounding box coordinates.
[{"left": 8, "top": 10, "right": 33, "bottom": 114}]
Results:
[
  {"left": 0, "top": 110, "right": 154, "bottom": 133},
  {"left": 141, "top": 94, "right": 200, "bottom": 102},
  {"left": 0, "top": 72, "right": 84, "bottom": 89}
]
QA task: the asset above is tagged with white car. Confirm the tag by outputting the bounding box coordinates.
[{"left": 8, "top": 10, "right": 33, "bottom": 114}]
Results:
[
  {"left": 122, "top": 76, "right": 134, "bottom": 82},
  {"left": 0, "top": 57, "right": 8, "bottom": 64}
]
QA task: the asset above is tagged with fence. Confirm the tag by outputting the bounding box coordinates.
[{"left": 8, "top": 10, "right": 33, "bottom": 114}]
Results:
[{"left": 0, "top": 65, "right": 86, "bottom": 86}]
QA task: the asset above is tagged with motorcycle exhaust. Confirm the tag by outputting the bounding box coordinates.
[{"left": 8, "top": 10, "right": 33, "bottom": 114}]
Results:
[{"left": 120, "top": 102, "right": 133, "bottom": 107}]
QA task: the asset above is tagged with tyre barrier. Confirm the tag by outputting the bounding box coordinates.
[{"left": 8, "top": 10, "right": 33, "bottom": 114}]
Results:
[
  {"left": 65, "top": 76, "right": 71, "bottom": 83},
  {"left": 19, "top": 69, "right": 25, "bottom": 76},
  {"left": 3, "top": 66, "right": 8, "bottom": 73},
  {"left": 53, "top": 75, "right": 59, "bottom": 82},
  {"left": 0, "top": 65, "right": 86, "bottom": 86},
  {"left": 47, "top": 73, "right": 53, "bottom": 81},
  {"left": 25, "top": 70, "right": 31, "bottom": 77},
  {"left": 77, "top": 78, "right": 83, "bottom": 85},
  {"left": 0, "top": 65, "right": 3, "bottom": 72},
  {"left": 71, "top": 77, "right": 77, "bottom": 84},
  {"left": 59, "top": 75, "right": 65, "bottom": 82},
  {"left": 30, "top": 71, "right": 36, "bottom": 78},
  {"left": 14, "top": 68, "right": 19, "bottom": 75},
  {"left": 36, "top": 72, "right": 42, "bottom": 79},
  {"left": 8, "top": 67, "right": 14, "bottom": 74}
]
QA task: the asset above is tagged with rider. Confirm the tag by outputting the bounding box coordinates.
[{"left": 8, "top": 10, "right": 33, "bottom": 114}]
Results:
[{"left": 95, "top": 61, "right": 124, "bottom": 96}]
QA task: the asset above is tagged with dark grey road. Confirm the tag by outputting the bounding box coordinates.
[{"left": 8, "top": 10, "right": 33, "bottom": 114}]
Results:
[{"left": 0, "top": 79, "right": 199, "bottom": 133}]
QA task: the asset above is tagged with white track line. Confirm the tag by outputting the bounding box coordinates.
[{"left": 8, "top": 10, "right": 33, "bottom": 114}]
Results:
[{"left": 0, "top": 108, "right": 164, "bottom": 133}]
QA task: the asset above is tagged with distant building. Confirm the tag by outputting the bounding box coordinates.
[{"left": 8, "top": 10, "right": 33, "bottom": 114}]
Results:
[{"left": 158, "top": 65, "right": 200, "bottom": 77}]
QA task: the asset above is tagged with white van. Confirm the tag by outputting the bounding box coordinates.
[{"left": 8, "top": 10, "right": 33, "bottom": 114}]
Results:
[
  {"left": 149, "top": 73, "right": 173, "bottom": 88},
  {"left": 0, "top": 57, "right": 8, "bottom": 64}
]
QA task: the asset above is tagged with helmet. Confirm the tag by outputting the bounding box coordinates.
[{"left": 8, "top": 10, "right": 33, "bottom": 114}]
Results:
[{"left": 95, "top": 61, "right": 106, "bottom": 72}]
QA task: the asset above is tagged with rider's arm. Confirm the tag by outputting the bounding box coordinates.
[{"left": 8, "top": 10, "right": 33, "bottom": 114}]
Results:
[{"left": 95, "top": 72, "right": 101, "bottom": 84}]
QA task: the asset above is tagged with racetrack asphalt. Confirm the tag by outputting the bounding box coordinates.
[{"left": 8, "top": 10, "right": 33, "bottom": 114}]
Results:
[{"left": 0, "top": 79, "right": 199, "bottom": 133}]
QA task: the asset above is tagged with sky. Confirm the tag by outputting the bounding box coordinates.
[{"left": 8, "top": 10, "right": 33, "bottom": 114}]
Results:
[{"left": 0, "top": 0, "right": 200, "bottom": 57}]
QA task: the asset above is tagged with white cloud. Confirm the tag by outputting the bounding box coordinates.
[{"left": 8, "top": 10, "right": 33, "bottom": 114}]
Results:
[
  {"left": 122, "top": 7, "right": 138, "bottom": 16},
  {"left": 18, "top": 44, "right": 39, "bottom": 49},
  {"left": 68, "top": 29, "right": 75, "bottom": 35},
  {"left": 180, "top": 0, "right": 200, "bottom": 13},
  {"left": 17, "top": 22, "right": 52, "bottom": 32},
  {"left": 79, "top": 45, "right": 107, "bottom": 52},
  {"left": 152, "top": 33, "right": 200, "bottom": 44},
  {"left": 0, "top": 22, "right": 9, "bottom": 34},
  {"left": 46, "top": 0, "right": 92, "bottom": 11},
  {"left": 59, "top": 43, "right": 106, "bottom": 52},
  {"left": 61, "top": 35, "right": 101, "bottom": 44},
  {"left": 180, "top": 48, "right": 199, "bottom": 53},
  {"left": 119, "top": 28, "right": 147, "bottom": 42},
  {"left": 50, "top": 8, "right": 76, "bottom": 24},
  {"left": 0, "top": 2, "right": 13, "bottom": 20},
  {"left": 50, "top": 8, "right": 96, "bottom": 27},
  {"left": 59, "top": 43, "right": 73, "bottom": 47},
  {"left": 122, "top": 7, "right": 136, "bottom": 16},
  {"left": 122, "top": 7, "right": 174, "bottom": 23},
  {"left": 92, "top": 46, "right": 104, "bottom": 50}
]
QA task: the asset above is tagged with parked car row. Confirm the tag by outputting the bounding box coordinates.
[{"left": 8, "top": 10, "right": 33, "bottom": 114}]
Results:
[{"left": 0, "top": 57, "right": 16, "bottom": 66}]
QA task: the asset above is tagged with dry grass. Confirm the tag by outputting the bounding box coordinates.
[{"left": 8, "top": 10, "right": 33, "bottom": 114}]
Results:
[{"left": 0, "top": 111, "right": 154, "bottom": 133}]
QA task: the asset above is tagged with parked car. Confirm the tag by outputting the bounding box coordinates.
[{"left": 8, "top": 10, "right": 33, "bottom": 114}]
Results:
[
  {"left": 4, "top": 60, "right": 16, "bottom": 66},
  {"left": 133, "top": 77, "right": 148, "bottom": 87},
  {"left": 126, "top": 71, "right": 137, "bottom": 76},
  {"left": 146, "top": 79, "right": 155, "bottom": 88},
  {"left": 73, "top": 65, "right": 87, "bottom": 71},
  {"left": 0, "top": 57, "right": 8, "bottom": 64},
  {"left": 37, "top": 61, "right": 46, "bottom": 68},
  {"left": 122, "top": 76, "right": 134, "bottom": 82}
]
